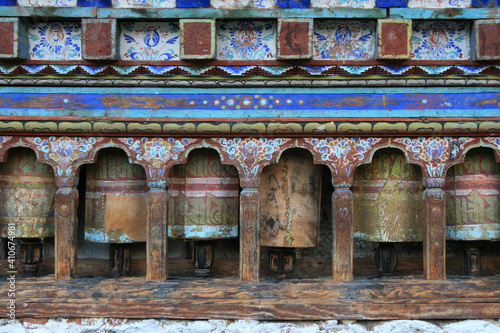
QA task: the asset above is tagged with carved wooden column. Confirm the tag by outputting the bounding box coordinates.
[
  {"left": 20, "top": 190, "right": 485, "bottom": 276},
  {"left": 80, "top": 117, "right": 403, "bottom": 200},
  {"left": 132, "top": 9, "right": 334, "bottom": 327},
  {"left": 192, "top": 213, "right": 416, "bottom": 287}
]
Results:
[
  {"left": 422, "top": 178, "right": 446, "bottom": 280},
  {"left": 332, "top": 185, "right": 353, "bottom": 281},
  {"left": 239, "top": 187, "right": 261, "bottom": 281},
  {"left": 392, "top": 137, "right": 479, "bottom": 280},
  {"left": 54, "top": 177, "right": 79, "bottom": 279},
  {"left": 301, "top": 138, "right": 388, "bottom": 281},
  {"left": 146, "top": 183, "right": 168, "bottom": 281}
]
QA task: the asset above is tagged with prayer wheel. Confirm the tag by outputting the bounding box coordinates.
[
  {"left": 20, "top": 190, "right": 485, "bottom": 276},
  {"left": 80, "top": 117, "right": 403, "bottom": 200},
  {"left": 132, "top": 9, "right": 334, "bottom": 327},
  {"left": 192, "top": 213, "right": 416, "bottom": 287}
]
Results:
[
  {"left": 168, "top": 149, "right": 239, "bottom": 277},
  {"left": 85, "top": 149, "right": 148, "bottom": 276},
  {"left": 259, "top": 149, "right": 322, "bottom": 275},
  {"left": 353, "top": 150, "right": 423, "bottom": 276},
  {"left": 445, "top": 148, "right": 500, "bottom": 276},
  {"left": 0, "top": 148, "right": 56, "bottom": 276}
]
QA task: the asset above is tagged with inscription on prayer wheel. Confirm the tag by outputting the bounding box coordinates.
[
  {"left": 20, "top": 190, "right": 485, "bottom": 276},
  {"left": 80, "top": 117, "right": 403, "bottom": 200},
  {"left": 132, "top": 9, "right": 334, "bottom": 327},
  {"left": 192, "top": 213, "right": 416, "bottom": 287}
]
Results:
[
  {"left": 85, "top": 149, "right": 148, "bottom": 244},
  {"left": 259, "top": 149, "right": 322, "bottom": 249},
  {"left": 168, "top": 149, "right": 239, "bottom": 240},
  {"left": 0, "top": 148, "right": 56, "bottom": 239},
  {"left": 353, "top": 151, "right": 423, "bottom": 243},
  {"left": 445, "top": 148, "right": 500, "bottom": 241}
]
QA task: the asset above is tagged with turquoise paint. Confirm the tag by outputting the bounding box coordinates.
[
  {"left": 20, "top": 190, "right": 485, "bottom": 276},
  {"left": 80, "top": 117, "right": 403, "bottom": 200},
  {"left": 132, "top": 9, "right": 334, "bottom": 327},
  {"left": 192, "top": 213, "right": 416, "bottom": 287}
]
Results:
[
  {"left": 0, "top": 6, "right": 97, "bottom": 17},
  {"left": 96, "top": 8, "right": 387, "bottom": 19},
  {"left": 391, "top": 8, "right": 500, "bottom": 19}
]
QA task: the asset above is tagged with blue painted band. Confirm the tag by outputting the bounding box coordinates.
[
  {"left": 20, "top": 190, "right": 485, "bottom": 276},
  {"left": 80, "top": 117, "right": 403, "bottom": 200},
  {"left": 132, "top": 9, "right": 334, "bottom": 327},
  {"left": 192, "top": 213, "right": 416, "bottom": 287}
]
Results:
[{"left": 0, "top": 89, "right": 498, "bottom": 120}]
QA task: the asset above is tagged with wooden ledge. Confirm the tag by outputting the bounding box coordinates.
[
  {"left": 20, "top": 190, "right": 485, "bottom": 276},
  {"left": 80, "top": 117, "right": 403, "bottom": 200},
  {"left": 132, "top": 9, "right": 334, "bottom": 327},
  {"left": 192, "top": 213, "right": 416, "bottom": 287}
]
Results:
[{"left": 3, "top": 275, "right": 500, "bottom": 320}]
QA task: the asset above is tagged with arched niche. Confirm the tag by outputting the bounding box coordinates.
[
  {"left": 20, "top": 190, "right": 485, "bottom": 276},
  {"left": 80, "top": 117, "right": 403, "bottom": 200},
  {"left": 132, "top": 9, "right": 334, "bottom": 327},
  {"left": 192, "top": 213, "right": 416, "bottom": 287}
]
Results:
[
  {"left": 167, "top": 147, "right": 240, "bottom": 278},
  {"left": 79, "top": 147, "right": 148, "bottom": 278},
  {"left": 352, "top": 147, "right": 424, "bottom": 278},
  {"left": 444, "top": 147, "right": 500, "bottom": 277},
  {"left": 0, "top": 147, "right": 57, "bottom": 277},
  {"left": 258, "top": 147, "right": 329, "bottom": 279}
]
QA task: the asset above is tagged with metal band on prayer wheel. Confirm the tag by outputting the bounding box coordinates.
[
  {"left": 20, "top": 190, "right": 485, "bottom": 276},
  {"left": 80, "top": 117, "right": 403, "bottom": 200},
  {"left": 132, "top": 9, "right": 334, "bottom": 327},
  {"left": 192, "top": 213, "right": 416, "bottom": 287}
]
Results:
[
  {"left": 85, "top": 149, "right": 148, "bottom": 244},
  {"left": 353, "top": 151, "right": 423, "bottom": 243},
  {"left": 259, "top": 149, "right": 322, "bottom": 249},
  {"left": 168, "top": 149, "right": 239, "bottom": 240},
  {"left": 0, "top": 148, "right": 56, "bottom": 239},
  {"left": 445, "top": 148, "right": 500, "bottom": 241}
]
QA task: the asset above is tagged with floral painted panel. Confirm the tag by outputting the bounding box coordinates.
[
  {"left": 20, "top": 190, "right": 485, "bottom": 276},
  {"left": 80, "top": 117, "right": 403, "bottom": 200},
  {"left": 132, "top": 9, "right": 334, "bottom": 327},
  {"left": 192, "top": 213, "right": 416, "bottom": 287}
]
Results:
[
  {"left": 18, "top": 0, "right": 76, "bottom": 6},
  {"left": 408, "top": 0, "right": 471, "bottom": 8},
  {"left": 313, "top": 20, "right": 376, "bottom": 60},
  {"left": 217, "top": 21, "right": 276, "bottom": 60},
  {"left": 120, "top": 22, "right": 180, "bottom": 61},
  {"left": 411, "top": 21, "right": 470, "bottom": 60},
  {"left": 112, "top": 0, "right": 175, "bottom": 8},
  {"left": 28, "top": 22, "right": 81, "bottom": 60},
  {"left": 311, "top": 0, "right": 375, "bottom": 8}
]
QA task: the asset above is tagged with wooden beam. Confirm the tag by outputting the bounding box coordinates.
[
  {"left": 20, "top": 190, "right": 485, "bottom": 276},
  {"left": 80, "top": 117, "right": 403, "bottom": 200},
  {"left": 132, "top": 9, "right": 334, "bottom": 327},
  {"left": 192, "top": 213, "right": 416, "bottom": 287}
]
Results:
[{"left": 5, "top": 276, "right": 500, "bottom": 320}]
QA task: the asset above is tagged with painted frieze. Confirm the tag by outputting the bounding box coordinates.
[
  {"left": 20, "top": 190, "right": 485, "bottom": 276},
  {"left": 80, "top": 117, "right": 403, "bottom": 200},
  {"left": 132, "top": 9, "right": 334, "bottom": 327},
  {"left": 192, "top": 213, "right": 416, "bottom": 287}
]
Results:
[
  {"left": 411, "top": 21, "right": 471, "bottom": 60},
  {"left": 120, "top": 22, "right": 180, "bottom": 61},
  {"left": 408, "top": 0, "right": 471, "bottom": 7},
  {"left": 311, "top": 0, "right": 375, "bottom": 8},
  {"left": 118, "top": 137, "right": 199, "bottom": 186},
  {"left": 214, "top": 137, "right": 293, "bottom": 186},
  {"left": 24, "top": 136, "right": 104, "bottom": 181},
  {"left": 391, "top": 137, "right": 478, "bottom": 187},
  {"left": 28, "top": 22, "right": 81, "bottom": 61},
  {"left": 217, "top": 21, "right": 276, "bottom": 60},
  {"left": 18, "top": 0, "right": 76, "bottom": 6},
  {"left": 112, "top": 0, "right": 175, "bottom": 8},
  {"left": 301, "top": 137, "right": 387, "bottom": 186},
  {"left": 313, "top": 20, "right": 376, "bottom": 60}
]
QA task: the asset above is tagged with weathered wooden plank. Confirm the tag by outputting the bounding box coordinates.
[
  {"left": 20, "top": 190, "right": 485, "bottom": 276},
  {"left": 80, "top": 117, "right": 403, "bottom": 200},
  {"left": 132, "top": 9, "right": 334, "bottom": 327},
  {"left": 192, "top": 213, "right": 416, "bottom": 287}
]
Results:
[
  {"left": 2, "top": 276, "right": 500, "bottom": 319},
  {"left": 11, "top": 300, "right": 500, "bottom": 320},
  {"left": 6, "top": 276, "right": 500, "bottom": 301}
]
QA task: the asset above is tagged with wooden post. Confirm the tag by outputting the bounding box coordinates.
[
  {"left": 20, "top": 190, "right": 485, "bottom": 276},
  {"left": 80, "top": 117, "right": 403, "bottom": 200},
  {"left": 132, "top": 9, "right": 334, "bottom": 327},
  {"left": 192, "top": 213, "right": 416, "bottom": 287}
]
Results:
[
  {"left": 146, "top": 186, "right": 168, "bottom": 281},
  {"left": 240, "top": 188, "right": 260, "bottom": 281},
  {"left": 423, "top": 186, "right": 446, "bottom": 280},
  {"left": 55, "top": 184, "right": 79, "bottom": 279},
  {"left": 332, "top": 187, "right": 353, "bottom": 281}
]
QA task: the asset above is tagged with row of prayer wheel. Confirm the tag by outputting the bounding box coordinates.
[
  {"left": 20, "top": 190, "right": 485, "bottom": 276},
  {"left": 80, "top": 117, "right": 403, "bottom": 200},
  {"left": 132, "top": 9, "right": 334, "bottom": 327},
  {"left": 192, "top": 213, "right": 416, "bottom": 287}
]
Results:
[{"left": 0, "top": 147, "right": 497, "bottom": 277}]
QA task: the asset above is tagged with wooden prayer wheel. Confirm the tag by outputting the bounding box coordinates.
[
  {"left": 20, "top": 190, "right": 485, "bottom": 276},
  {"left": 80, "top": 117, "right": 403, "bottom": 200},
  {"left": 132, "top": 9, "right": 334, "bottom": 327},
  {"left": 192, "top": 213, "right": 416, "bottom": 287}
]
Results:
[
  {"left": 0, "top": 148, "right": 56, "bottom": 276},
  {"left": 85, "top": 149, "right": 148, "bottom": 276},
  {"left": 259, "top": 149, "right": 322, "bottom": 275},
  {"left": 445, "top": 148, "right": 500, "bottom": 276},
  {"left": 168, "top": 149, "right": 239, "bottom": 277},
  {"left": 353, "top": 150, "right": 423, "bottom": 276}
]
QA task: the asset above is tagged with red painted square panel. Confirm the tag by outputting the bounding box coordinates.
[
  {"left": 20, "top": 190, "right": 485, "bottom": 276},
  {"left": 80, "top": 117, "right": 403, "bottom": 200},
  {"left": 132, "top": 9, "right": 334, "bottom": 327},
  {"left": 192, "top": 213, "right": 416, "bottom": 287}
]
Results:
[
  {"left": 377, "top": 20, "right": 411, "bottom": 60},
  {"left": 181, "top": 20, "right": 215, "bottom": 59},
  {"left": 82, "top": 19, "right": 117, "bottom": 60},
  {"left": 278, "top": 19, "right": 312, "bottom": 60},
  {"left": 475, "top": 20, "right": 500, "bottom": 60}
]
